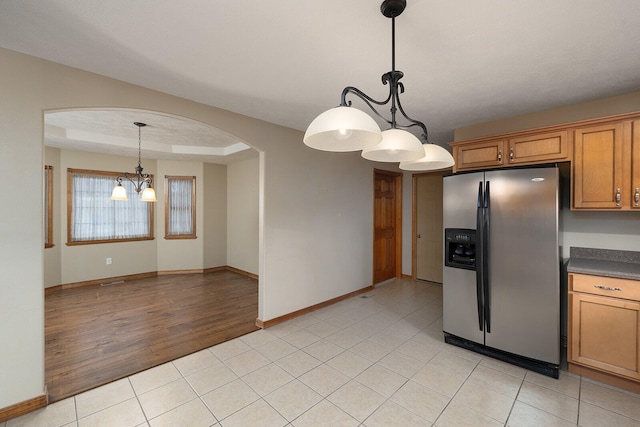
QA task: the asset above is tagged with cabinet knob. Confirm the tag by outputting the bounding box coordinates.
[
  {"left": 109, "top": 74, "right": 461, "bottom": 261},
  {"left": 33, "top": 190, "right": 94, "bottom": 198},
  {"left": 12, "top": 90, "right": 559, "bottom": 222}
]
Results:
[
  {"left": 497, "top": 150, "right": 502, "bottom": 163},
  {"left": 635, "top": 187, "right": 639, "bottom": 207},
  {"left": 615, "top": 188, "right": 621, "bottom": 207},
  {"left": 509, "top": 148, "right": 514, "bottom": 162}
]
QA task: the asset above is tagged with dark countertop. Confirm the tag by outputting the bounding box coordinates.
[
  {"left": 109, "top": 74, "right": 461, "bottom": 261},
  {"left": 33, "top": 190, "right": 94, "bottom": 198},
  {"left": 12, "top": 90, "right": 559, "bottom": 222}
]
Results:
[{"left": 567, "top": 247, "right": 640, "bottom": 280}]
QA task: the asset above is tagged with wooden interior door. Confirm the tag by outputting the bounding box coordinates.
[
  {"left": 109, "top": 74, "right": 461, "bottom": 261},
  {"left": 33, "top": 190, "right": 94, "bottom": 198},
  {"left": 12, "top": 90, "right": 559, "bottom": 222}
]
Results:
[
  {"left": 414, "top": 173, "right": 444, "bottom": 283},
  {"left": 373, "top": 170, "right": 401, "bottom": 284}
]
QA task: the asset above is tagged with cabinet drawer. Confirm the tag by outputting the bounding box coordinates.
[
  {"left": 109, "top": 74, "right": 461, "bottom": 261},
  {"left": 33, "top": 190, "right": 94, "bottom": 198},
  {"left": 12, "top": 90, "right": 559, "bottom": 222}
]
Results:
[{"left": 570, "top": 273, "right": 640, "bottom": 302}]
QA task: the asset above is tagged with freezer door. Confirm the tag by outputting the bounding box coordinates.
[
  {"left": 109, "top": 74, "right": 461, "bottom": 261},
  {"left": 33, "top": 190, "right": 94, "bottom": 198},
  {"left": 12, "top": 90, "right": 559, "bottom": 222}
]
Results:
[
  {"left": 484, "top": 167, "right": 560, "bottom": 364},
  {"left": 443, "top": 172, "right": 484, "bottom": 344}
]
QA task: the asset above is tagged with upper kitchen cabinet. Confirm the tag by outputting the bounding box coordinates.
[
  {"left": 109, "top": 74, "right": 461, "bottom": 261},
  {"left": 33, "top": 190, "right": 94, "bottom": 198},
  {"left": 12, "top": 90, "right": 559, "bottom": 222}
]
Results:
[
  {"left": 450, "top": 130, "right": 569, "bottom": 173},
  {"left": 572, "top": 120, "right": 640, "bottom": 210},
  {"left": 507, "top": 130, "right": 568, "bottom": 165},
  {"left": 633, "top": 119, "right": 640, "bottom": 209},
  {"left": 451, "top": 139, "right": 505, "bottom": 172}
]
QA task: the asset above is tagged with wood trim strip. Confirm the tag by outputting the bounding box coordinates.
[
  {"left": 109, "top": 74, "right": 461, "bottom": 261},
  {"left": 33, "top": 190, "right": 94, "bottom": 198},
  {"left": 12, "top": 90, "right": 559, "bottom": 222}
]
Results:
[
  {"left": 224, "top": 266, "right": 259, "bottom": 280},
  {"left": 45, "top": 266, "right": 258, "bottom": 293},
  {"left": 157, "top": 269, "right": 204, "bottom": 275},
  {"left": 203, "top": 266, "right": 228, "bottom": 274},
  {"left": 569, "top": 362, "right": 640, "bottom": 394},
  {"left": 256, "top": 285, "right": 374, "bottom": 329},
  {"left": 0, "top": 393, "right": 47, "bottom": 423},
  {"left": 45, "top": 272, "right": 158, "bottom": 294},
  {"left": 394, "top": 173, "right": 403, "bottom": 279}
]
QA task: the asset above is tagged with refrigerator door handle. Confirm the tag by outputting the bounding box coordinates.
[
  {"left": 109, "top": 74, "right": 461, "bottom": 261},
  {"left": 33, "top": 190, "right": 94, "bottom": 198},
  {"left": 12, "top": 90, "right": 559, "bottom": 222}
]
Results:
[
  {"left": 476, "top": 181, "right": 484, "bottom": 332},
  {"left": 484, "top": 181, "right": 491, "bottom": 333}
]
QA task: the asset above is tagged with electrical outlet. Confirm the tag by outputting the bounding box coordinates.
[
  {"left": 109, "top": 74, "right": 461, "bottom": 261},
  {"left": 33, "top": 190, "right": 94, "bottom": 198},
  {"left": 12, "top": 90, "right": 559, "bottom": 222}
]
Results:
[{"left": 106, "top": 257, "right": 112, "bottom": 265}]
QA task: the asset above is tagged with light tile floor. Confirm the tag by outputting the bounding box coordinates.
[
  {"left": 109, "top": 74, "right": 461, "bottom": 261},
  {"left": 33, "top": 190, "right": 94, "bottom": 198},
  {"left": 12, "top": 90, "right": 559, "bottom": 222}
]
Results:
[{"left": 6, "top": 278, "right": 640, "bottom": 426}]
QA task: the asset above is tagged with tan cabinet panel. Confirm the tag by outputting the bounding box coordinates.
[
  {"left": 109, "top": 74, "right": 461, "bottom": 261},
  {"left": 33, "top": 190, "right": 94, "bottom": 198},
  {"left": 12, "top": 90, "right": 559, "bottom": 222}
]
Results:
[
  {"left": 507, "top": 130, "right": 568, "bottom": 164},
  {"left": 570, "top": 291, "right": 640, "bottom": 380},
  {"left": 632, "top": 119, "right": 640, "bottom": 209},
  {"left": 572, "top": 122, "right": 627, "bottom": 209},
  {"left": 453, "top": 139, "right": 505, "bottom": 172}
]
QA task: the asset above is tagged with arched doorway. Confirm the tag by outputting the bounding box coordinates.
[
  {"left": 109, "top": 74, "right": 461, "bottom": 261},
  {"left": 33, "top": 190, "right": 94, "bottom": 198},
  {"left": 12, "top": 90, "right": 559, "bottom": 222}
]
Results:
[{"left": 43, "top": 108, "right": 261, "bottom": 401}]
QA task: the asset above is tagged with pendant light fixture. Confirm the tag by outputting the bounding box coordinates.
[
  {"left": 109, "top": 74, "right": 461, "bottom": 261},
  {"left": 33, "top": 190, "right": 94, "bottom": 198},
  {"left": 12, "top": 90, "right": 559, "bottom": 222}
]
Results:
[
  {"left": 303, "top": 0, "right": 454, "bottom": 170},
  {"left": 111, "top": 122, "right": 157, "bottom": 202}
]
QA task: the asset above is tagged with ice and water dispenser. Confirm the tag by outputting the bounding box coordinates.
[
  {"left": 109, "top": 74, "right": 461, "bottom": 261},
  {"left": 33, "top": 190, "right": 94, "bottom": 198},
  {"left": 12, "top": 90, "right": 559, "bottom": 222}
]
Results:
[{"left": 444, "top": 228, "right": 476, "bottom": 270}]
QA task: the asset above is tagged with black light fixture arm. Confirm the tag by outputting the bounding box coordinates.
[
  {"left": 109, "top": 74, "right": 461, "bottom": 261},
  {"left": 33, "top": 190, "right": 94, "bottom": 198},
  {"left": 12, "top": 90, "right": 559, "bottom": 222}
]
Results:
[
  {"left": 119, "top": 170, "right": 152, "bottom": 195},
  {"left": 337, "top": 0, "right": 429, "bottom": 143}
]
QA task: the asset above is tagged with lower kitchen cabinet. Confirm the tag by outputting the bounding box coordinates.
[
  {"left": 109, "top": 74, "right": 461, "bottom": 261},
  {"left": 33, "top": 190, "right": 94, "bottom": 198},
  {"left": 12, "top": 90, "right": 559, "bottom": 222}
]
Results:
[{"left": 569, "top": 273, "right": 640, "bottom": 390}]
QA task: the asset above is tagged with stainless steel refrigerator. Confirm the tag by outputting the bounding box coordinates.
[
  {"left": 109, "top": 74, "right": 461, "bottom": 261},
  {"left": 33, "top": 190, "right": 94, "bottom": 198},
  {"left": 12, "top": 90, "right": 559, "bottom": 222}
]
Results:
[{"left": 442, "top": 166, "right": 560, "bottom": 378}]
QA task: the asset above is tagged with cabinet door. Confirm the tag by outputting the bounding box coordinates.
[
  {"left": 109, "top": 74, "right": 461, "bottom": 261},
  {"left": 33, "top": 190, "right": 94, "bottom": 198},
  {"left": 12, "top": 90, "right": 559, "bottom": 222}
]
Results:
[
  {"left": 632, "top": 120, "right": 640, "bottom": 209},
  {"left": 570, "top": 292, "right": 640, "bottom": 380},
  {"left": 508, "top": 130, "right": 568, "bottom": 165},
  {"left": 572, "top": 122, "right": 625, "bottom": 209},
  {"left": 453, "top": 139, "right": 504, "bottom": 171}
]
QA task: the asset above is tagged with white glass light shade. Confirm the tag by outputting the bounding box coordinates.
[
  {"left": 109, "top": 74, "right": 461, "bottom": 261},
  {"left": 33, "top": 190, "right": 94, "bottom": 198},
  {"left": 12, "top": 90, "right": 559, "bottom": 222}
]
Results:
[
  {"left": 303, "top": 106, "right": 382, "bottom": 152},
  {"left": 111, "top": 184, "right": 128, "bottom": 200},
  {"left": 140, "top": 187, "right": 157, "bottom": 202},
  {"left": 361, "top": 129, "right": 424, "bottom": 162},
  {"left": 399, "top": 143, "right": 455, "bottom": 171}
]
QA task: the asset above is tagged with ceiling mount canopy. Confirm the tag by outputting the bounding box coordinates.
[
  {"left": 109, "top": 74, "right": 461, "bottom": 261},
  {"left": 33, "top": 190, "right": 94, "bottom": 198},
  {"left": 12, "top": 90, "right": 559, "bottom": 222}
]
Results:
[
  {"left": 110, "top": 122, "right": 157, "bottom": 202},
  {"left": 303, "top": 0, "right": 454, "bottom": 170}
]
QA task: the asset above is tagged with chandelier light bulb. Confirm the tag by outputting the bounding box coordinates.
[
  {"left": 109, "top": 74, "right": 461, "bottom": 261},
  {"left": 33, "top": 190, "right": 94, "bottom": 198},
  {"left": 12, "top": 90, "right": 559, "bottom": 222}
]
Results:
[
  {"left": 140, "top": 187, "right": 157, "bottom": 202},
  {"left": 361, "top": 128, "right": 424, "bottom": 162},
  {"left": 399, "top": 143, "right": 455, "bottom": 171},
  {"left": 304, "top": 106, "right": 382, "bottom": 152},
  {"left": 334, "top": 128, "right": 353, "bottom": 140},
  {"left": 110, "top": 183, "right": 128, "bottom": 201}
]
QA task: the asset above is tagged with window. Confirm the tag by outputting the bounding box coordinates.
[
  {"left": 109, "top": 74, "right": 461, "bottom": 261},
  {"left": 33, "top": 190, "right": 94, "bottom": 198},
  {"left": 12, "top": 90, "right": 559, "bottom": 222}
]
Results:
[
  {"left": 165, "top": 176, "right": 196, "bottom": 239},
  {"left": 45, "top": 165, "right": 54, "bottom": 248},
  {"left": 67, "top": 168, "right": 154, "bottom": 245}
]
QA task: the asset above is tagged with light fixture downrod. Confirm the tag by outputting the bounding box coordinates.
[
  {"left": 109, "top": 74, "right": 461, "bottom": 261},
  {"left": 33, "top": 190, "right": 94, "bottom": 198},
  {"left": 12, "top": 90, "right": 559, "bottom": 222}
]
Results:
[{"left": 304, "top": 0, "right": 454, "bottom": 169}]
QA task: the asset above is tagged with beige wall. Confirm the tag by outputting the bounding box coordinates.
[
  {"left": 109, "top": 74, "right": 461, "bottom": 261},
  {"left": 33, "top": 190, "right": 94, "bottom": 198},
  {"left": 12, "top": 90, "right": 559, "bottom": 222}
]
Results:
[
  {"left": 0, "top": 47, "right": 375, "bottom": 409},
  {"left": 156, "top": 160, "right": 205, "bottom": 272},
  {"left": 454, "top": 91, "right": 640, "bottom": 141},
  {"left": 58, "top": 150, "right": 159, "bottom": 283},
  {"left": 227, "top": 158, "right": 259, "bottom": 275},
  {"left": 42, "top": 150, "right": 233, "bottom": 285},
  {"left": 203, "top": 163, "right": 228, "bottom": 269}
]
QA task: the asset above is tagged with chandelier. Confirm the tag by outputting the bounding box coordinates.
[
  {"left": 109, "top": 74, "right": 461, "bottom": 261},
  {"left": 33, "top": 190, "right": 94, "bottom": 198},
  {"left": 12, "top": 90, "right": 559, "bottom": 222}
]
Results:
[
  {"left": 303, "top": 0, "right": 455, "bottom": 171},
  {"left": 110, "top": 122, "right": 157, "bottom": 202}
]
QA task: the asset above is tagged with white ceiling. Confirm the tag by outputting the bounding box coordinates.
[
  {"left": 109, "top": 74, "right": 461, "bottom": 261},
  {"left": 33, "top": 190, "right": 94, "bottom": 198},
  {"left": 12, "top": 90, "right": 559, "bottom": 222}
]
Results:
[{"left": 1, "top": 0, "right": 640, "bottom": 163}]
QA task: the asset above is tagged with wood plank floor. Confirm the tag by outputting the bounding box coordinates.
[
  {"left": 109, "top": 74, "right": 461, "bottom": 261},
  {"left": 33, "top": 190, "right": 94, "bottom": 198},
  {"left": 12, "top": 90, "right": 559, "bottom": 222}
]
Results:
[{"left": 45, "top": 270, "right": 259, "bottom": 403}]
